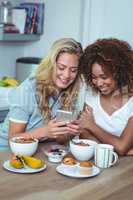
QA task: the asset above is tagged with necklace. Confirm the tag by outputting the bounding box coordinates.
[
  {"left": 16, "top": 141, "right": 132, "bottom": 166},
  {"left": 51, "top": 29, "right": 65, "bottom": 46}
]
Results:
[
  {"left": 100, "top": 86, "right": 129, "bottom": 115},
  {"left": 109, "top": 90, "right": 129, "bottom": 111}
]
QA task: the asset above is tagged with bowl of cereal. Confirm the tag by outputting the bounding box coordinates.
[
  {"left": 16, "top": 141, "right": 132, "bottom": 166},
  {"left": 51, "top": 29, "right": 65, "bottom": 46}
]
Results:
[
  {"left": 9, "top": 136, "right": 38, "bottom": 156},
  {"left": 69, "top": 139, "right": 97, "bottom": 161}
]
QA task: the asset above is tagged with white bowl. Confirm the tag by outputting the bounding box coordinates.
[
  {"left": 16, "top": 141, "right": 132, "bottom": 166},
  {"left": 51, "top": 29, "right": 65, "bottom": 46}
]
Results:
[
  {"left": 47, "top": 148, "right": 67, "bottom": 163},
  {"left": 69, "top": 139, "right": 97, "bottom": 161},
  {"left": 48, "top": 152, "right": 63, "bottom": 163},
  {"left": 9, "top": 136, "right": 39, "bottom": 156}
]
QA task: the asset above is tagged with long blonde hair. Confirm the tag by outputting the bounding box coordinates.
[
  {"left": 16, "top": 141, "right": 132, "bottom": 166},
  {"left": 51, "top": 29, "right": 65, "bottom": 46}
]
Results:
[{"left": 35, "top": 38, "right": 83, "bottom": 120}]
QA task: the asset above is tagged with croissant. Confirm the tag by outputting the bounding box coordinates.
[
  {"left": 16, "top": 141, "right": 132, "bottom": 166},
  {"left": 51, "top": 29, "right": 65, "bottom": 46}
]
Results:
[{"left": 63, "top": 157, "right": 77, "bottom": 165}]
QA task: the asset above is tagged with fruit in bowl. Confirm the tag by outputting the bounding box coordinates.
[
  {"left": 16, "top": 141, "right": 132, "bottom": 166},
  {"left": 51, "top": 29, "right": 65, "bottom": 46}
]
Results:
[
  {"left": 9, "top": 136, "right": 38, "bottom": 156},
  {"left": 69, "top": 139, "right": 97, "bottom": 161}
]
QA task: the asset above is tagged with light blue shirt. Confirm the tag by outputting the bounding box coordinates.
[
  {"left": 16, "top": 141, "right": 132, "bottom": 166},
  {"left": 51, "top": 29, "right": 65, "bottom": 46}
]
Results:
[{"left": 0, "top": 77, "right": 87, "bottom": 150}]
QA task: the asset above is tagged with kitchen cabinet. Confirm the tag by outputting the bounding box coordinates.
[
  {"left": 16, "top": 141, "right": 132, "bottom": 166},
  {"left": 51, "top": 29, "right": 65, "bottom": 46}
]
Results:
[{"left": 0, "top": 33, "right": 40, "bottom": 42}]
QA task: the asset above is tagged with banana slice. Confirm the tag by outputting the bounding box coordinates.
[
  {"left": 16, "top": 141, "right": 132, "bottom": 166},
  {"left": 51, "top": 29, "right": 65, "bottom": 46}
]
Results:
[
  {"left": 10, "top": 155, "right": 45, "bottom": 169},
  {"left": 21, "top": 156, "right": 45, "bottom": 169}
]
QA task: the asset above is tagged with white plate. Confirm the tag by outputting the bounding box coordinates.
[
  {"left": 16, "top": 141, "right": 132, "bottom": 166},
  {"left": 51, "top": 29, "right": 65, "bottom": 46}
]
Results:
[
  {"left": 56, "top": 164, "right": 100, "bottom": 178},
  {"left": 3, "top": 160, "right": 47, "bottom": 174}
]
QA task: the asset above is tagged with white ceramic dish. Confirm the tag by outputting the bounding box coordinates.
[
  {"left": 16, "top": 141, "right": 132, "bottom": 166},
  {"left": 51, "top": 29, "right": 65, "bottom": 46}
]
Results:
[
  {"left": 69, "top": 139, "right": 97, "bottom": 161},
  {"left": 56, "top": 164, "right": 100, "bottom": 178},
  {"left": 43, "top": 144, "right": 69, "bottom": 163},
  {"left": 47, "top": 152, "right": 64, "bottom": 163},
  {"left": 3, "top": 160, "right": 47, "bottom": 174},
  {"left": 9, "top": 136, "right": 38, "bottom": 156},
  {"left": 44, "top": 144, "right": 69, "bottom": 156}
]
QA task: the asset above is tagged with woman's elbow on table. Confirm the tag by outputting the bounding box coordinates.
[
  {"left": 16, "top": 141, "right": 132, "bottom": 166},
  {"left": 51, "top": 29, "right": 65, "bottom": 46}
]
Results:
[
  {"left": 116, "top": 148, "right": 127, "bottom": 156},
  {"left": 115, "top": 143, "right": 131, "bottom": 156}
]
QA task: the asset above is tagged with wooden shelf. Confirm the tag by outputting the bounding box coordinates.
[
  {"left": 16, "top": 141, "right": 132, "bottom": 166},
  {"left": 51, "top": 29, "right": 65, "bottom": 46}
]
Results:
[{"left": 0, "top": 33, "right": 41, "bottom": 42}]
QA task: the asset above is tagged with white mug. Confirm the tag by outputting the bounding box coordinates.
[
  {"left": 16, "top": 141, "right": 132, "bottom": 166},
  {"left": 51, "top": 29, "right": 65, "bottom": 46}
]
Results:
[{"left": 95, "top": 144, "right": 118, "bottom": 168}]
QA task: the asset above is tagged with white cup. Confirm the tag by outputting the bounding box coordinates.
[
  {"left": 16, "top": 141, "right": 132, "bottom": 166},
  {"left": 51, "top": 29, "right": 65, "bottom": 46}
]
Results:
[{"left": 95, "top": 144, "right": 118, "bottom": 168}]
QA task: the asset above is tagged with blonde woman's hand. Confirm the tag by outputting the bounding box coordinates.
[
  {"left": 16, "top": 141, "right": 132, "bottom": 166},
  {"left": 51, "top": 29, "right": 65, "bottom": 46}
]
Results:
[
  {"left": 17, "top": 119, "right": 70, "bottom": 140},
  {"left": 45, "top": 118, "right": 76, "bottom": 138},
  {"left": 66, "top": 120, "right": 79, "bottom": 136},
  {"left": 15, "top": 118, "right": 79, "bottom": 140}
]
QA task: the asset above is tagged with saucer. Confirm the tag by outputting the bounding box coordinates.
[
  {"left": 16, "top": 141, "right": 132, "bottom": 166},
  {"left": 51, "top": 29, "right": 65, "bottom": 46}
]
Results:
[{"left": 56, "top": 164, "right": 100, "bottom": 178}]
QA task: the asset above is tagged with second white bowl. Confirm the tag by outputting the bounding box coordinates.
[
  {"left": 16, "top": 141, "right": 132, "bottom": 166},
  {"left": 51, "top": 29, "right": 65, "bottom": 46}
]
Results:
[{"left": 69, "top": 139, "right": 97, "bottom": 161}]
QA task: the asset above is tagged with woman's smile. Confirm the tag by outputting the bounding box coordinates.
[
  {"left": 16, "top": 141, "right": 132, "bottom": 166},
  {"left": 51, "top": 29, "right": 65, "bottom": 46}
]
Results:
[
  {"left": 91, "top": 62, "right": 117, "bottom": 95},
  {"left": 53, "top": 52, "right": 79, "bottom": 89}
]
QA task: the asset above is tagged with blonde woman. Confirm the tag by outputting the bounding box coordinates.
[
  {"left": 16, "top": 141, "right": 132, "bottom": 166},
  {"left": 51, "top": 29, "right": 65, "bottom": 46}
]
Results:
[{"left": 0, "top": 38, "right": 86, "bottom": 150}]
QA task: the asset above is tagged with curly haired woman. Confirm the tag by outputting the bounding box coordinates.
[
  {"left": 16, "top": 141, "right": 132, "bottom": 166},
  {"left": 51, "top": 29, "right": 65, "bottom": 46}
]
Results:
[
  {"left": 0, "top": 38, "right": 87, "bottom": 150},
  {"left": 79, "top": 38, "right": 133, "bottom": 155}
]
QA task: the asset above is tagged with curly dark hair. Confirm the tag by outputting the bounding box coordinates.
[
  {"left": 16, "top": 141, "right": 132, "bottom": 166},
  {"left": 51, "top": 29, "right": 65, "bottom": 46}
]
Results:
[{"left": 79, "top": 38, "right": 133, "bottom": 95}]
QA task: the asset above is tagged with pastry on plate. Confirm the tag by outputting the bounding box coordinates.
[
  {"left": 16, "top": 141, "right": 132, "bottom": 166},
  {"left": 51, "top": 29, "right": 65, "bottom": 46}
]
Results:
[
  {"left": 62, "top": 157, "right": 77, "bottom": 165},
  {"left": 78, "top": 161, "right": 94, "bottom": 175},
  {"left": 79, "top": 161, "right": 94, "bottom": 167}
]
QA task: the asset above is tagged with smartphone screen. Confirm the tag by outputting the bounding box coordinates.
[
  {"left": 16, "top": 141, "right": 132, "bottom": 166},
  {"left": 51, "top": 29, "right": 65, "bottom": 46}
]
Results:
[{"left": 56, "top": 110, "right": 73, "bottom": 123}]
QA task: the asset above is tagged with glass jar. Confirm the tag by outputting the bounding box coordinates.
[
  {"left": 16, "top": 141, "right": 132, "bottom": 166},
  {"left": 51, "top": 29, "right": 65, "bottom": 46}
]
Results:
[{"left": 0, "top": 1, "right": 12, "bottom": 24}]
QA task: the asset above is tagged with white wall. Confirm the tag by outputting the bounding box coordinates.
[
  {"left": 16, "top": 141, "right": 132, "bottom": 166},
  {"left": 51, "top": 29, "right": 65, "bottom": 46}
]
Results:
[
  {"left": 23, "top": 0, "right": 83, "bottom": 57},
  {"left": 84, "top": 0, "right": 133, "bottom": 47},
  {"left": 0, "top": 0, "right": 83, "bottom": 78},
  {"left": 102, "top": 0, "right": 133, "bottom": 46},
  {"left": 0, "top": 43, "right": 24, "bottom": 78},
  {"left": 0, "top": 0, "right": 133, "bottom": 78}
]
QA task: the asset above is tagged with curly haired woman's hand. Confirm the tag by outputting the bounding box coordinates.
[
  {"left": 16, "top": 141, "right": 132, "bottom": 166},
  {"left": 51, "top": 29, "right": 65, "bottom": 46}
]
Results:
[{"left": 78, "top": 105, "right": 95, "bottom": 130}]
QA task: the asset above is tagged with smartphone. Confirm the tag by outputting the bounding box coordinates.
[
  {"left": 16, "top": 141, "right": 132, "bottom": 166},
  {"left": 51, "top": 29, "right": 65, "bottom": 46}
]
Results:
[{"left": 56, "top": 109, "right": 73, "bottom": 123}]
